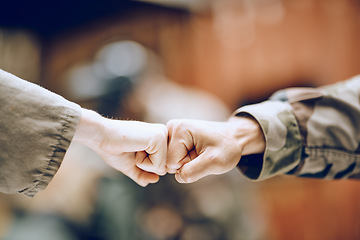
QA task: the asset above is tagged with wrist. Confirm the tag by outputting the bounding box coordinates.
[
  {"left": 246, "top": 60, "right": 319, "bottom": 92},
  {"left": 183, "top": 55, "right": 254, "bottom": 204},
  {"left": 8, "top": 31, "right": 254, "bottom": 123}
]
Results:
[
  {"left": 228, "top": 115, "right": 265, "bottom": 155},
  {"left": 73, "top": 108, "right": 105, "bottom": 150}
]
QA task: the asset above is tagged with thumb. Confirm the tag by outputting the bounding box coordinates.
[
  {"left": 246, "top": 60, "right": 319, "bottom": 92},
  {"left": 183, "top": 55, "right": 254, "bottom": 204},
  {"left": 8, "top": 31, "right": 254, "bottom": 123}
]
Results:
[
  {"left": 127, "top": 167, "right": 160, "bottom": 187},
  {"left": 175, "top": 149, "right": 218, "bottom": 184}
]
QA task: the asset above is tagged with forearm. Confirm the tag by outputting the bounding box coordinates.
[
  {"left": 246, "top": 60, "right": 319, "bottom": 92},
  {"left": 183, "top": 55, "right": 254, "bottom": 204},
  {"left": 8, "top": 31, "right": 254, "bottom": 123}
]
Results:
[
  {"left": 228, "top": 114, "right": 265, "bottom": 156},
  {"left": 72, "top": 108, "right": 105, "bottom": 151},
  {"left": 234, "top": 75, "right": 360, "bottom": 181},
  {"left": 284, "top": 76, "right": 360, "bottom": 179},
  {"left": 233, "top": 100, "right": 302, "bottom": 181}
]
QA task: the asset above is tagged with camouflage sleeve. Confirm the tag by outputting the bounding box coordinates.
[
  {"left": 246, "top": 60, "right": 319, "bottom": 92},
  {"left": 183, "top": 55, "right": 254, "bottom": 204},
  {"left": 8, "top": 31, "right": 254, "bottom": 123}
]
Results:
[{"left": 234, "top": 75, "right": 360, "bottom": 181}]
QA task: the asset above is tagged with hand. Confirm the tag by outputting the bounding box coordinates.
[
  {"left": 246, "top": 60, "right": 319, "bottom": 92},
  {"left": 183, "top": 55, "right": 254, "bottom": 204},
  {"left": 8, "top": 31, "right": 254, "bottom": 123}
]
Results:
[
  {"left": 73, "top": 109, "right": 168, "bottom": 187},
  {"left": 166, "top": 116, "right": 265, "bottom": 183}
]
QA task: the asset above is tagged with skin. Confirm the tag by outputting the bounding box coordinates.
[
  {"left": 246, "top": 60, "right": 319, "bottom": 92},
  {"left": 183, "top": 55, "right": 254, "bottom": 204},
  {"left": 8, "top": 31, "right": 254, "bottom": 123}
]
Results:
[
  {"left": 72, "top": 109, "right": 265, "bottom": 186},
  {"left": 166, "top": 116, "right": 265, "bottom": 184},
  {"left": 72, "top": 108, "right": 168, "bottom": 187}
]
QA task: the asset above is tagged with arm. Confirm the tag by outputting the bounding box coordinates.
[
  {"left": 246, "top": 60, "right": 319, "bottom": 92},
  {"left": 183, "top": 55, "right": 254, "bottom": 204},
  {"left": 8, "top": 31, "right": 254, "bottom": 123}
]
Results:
[
  {"left": 166, "top": 116, "right": 265, "bottom": 183},
  {"left": 0, "top": 69, "right": 167, "bottom": 197},
  {"left": 72, "top": 108, "right": 167, "bottom": 187},
  {"left": 0, "top": 69, "right": 81, "bottom": 196},
  {"left": 236, "top": 75, "right": 360, "bottom": 180},
  {"left": 167, "top": 75, "right": 360, "bottom": 183}
]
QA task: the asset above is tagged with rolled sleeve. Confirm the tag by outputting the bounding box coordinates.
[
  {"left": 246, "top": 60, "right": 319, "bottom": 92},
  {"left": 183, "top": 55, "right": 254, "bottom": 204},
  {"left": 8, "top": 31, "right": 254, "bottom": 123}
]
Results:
[{"left": 234, "top": 100, "right": 302, "bottom": 180}]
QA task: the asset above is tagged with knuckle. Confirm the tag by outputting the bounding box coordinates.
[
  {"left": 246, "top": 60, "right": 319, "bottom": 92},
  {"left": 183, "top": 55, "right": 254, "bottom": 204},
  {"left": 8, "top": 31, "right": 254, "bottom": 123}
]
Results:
[
  {"left": 168, "top": 119, "right": 187, "bottom": 132},
  {"left": 166, "top": 163, "right": 179, "bottom": 170},
  {"left": 166, "top": 119, "right": 179, "bottom": 128},
  {"left": 154, "top": 125, "right": 168, "bottom": 141},
  {"left": 166, "top": 163, "right": 175, "bottom": 168},
  {"left": 167, "top": 168, "right": 176, "bottom": 174},
  {"left": 155, "top": 123, "right": 167, "bottom": 132}
]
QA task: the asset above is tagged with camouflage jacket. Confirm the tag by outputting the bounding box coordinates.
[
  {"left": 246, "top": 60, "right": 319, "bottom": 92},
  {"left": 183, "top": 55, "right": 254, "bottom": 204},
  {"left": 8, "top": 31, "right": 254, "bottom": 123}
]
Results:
[
  {"left": 0, "top": 70, "right": 80, "bottom": 196},
  {"left": 235, "top": 76, "right": 360, "bottom": 181}
]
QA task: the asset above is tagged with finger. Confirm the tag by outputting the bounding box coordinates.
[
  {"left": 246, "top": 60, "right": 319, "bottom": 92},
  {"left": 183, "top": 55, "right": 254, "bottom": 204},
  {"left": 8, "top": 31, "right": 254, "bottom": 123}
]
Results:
[
  {"left": 175, "top": 150, "right": 217, "bottom": 184},
  {"left": 147, "top": 138, "right": 167, "bottom": 176},
  {"left": 166, "top": 155, "right": 191, "bottom": 174},
  {"left": 136, "top": 151, "right": 166, "bottom": 175},
  {"left": 166, "top": 148, "right": 197, "bottom": 174},
  {"left": 166, "top": 120, "right": 194, "bottom": 170},
  {"left": 133, "top": 124, "right": 167, "bottom": 176},
  {"left": 135, "top": 151, "right": 152, "bottom": 171},
  {"left": 188, "top": 148, "right": 197, "bottom": 160},
  {"left": 127, "top": 166, "right": 160, "bottom": 187}
]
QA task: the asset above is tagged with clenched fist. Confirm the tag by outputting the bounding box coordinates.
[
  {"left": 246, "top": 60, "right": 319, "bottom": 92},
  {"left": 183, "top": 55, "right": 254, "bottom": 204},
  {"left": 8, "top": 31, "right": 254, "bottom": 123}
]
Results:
[{"left": 166, "top": 116, "right": 265, "bottom": 183}]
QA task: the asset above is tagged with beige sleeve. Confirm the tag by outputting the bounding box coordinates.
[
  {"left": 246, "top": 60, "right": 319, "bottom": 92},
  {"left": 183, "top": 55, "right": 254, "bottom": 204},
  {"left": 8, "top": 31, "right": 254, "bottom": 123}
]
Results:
[{"left": 0, "top": 69, "right": 81, "bottom": 196}]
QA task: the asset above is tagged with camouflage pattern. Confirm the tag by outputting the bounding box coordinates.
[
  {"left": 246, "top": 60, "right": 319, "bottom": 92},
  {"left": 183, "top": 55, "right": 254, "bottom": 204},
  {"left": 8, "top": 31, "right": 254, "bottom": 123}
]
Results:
[{"left": 234, "top": 76, "right": 360, "bottom": 181}]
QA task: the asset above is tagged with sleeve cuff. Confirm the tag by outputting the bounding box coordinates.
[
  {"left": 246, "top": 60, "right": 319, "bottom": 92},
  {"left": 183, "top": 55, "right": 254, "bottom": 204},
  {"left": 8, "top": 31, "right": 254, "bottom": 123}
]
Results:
[
  {"left": 21, "top": 104, "right": 81, "bottom": 197},
  {"left": 233, "top": 100, "right": 302, "bottom": 180}
]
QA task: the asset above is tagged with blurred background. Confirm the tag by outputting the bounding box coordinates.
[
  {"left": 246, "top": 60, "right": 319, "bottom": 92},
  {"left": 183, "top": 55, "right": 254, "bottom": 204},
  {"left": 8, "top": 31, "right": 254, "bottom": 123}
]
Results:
[{"left": 1, "top": 0, "right": 360, "bottom": 239}]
